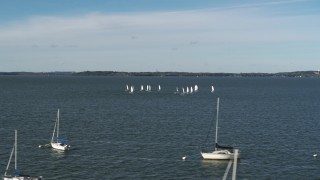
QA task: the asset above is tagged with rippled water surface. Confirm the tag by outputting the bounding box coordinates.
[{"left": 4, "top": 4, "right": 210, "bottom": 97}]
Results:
[{"left": 0, "top": 76, "right": 320, "bottom": 179}]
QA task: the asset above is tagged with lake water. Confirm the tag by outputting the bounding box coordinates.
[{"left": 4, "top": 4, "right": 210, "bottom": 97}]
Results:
[{"left": 0, "top": 76, "right": 320, "bottom": 179}]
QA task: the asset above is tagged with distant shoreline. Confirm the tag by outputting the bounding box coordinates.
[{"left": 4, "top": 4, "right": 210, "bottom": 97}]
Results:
[{"left": 0, "top": 71, "right": 320, "bottom": 78}]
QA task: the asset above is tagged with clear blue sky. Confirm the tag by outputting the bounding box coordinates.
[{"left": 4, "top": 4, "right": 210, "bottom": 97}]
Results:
[{"left": 0, "top": 0, "right": 319, "bottom": 73}]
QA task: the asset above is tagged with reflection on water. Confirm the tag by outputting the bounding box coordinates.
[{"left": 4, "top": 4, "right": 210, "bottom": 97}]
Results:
[
  {"left": 50, "top": 149, "right": 68, "bottom": 158},
  {"left": 202, "top": 159, "right": 230, "bottom": 167}
]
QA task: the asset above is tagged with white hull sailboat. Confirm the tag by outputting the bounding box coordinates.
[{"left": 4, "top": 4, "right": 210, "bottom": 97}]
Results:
[
  {"left": 51, "top": 109, "right": 71, "bottom": 151},
  {"left": 4, "top": 130, "right": 42, "bottom": 180},
  {"left": 201, "top": 149, "right": 235, "bottom": 160},
  {"left": 200, "top": 98, "right": 239, "bottom": 160}
]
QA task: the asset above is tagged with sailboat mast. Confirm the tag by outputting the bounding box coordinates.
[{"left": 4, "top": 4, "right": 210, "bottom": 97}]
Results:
[
  {"left": 57, "top": 109, "right": 60, "bottom": 142},
  {"left": 215, "top": 98, "right": 219, "bottom": 151},
  {"left": 51, "top": 113, "right": 57, "bottom": 143},
  {"left": 15, "top": 129, "right": 17, "bottom": 171}
]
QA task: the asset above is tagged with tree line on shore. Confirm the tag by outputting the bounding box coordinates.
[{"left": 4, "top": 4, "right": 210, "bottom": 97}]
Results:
[{"left": 0, "top": 71, "right": 319, "bottom": 77}]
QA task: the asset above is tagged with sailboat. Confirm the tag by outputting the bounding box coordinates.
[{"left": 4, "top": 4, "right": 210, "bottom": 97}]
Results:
[
  {"left": 4, "top": 130, "right": 42, "bottom": 180},
  {"left": 181, "top": 87, "right": 185, "bottom": 95},
  {"left": 194, "top": 85, "right": 199, "bottom": 92},
  {"left": 174, "top": 87, "right": 179, "bottom": 94},
  {"left": 129, "top": 86, "right": 134, "bottom": 94},
  {"left": 200, "top": 98, "right": 239, "bottom": 160},
  {"left": 211, "top": 85, "right": 215, "bottom": 93},
  {"left": 51, "top": 109, "right": 71, "bottom": 151}
]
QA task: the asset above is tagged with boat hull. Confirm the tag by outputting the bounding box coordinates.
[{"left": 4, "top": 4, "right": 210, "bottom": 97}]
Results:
[
  {"left": 201, "top": 150, "right": 239, "bottom": 160},
  {"left": 4, "top": 176, "right": 42, "bottom": 180},
  {"left": 51, "top": 142, "right": 70, "bottom": 151}
]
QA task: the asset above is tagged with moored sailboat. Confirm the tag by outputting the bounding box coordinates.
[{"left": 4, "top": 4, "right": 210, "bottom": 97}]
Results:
[
  {"left": 51, "top": 109, "right": 71, "bottom": 151},
  {"left": 4, "top": 130, "right": 42, "bottom": 180},
  {"left": 200, "top": 98, "right": 239, "bottom": 160}
]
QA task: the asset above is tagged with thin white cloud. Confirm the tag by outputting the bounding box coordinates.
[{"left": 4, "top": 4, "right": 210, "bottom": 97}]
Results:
[
  {"left": 0, "top": 6, "right": 319, "bottom": 48},
  {"left": 203, "top": 0, "right": 310, "bottom": 11}
]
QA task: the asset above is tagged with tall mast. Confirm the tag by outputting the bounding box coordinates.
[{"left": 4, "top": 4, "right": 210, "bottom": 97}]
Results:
[
  {"left": 57, "top": 109, "right": 60, "bottom": 142},
  {"left": 215, "top": 98, "right": 219, "bottom": 150},
  {"left": 15, "top": 130, "right": 17, "bottom": 171}
]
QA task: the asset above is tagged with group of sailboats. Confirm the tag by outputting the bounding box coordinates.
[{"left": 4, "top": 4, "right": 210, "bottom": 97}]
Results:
[
  {"left": 177, "top": 84, "right": 199, "bottom": 95},
  {"left": 3, "top": 96, "right": 236, "bottom": 179},
  {"left": 126, "top": 85, "right": 134, "bottom": 94},
  {"left": 3, "top": 109, "right": 70, "bottom": 179},
  {"left": 125, "top": 84, "right": 161, "bottom": 93},
  {"left": 143, "top": 85, "right": 153, "bottom": 92},
  {"left": 126, "top": 84, "right": 215, "bottom": 94}
]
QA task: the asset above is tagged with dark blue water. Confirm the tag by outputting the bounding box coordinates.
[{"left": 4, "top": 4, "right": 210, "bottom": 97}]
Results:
[{"left": 1, "top": 76, "right": 320, "bottom": 179}]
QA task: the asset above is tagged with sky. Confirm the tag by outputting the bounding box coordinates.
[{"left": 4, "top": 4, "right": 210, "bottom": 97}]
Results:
[{"left": 0, "top": 0, "right": 320, "bottom": 73}]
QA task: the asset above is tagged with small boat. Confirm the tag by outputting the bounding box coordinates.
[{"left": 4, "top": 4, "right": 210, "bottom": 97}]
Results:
[
  {"left": 181, "top": 87, "right": 185, "bottom": 95},
  {"left": 211, "top": 85, "right": 215, "bottom": 93},
  {"left": 140, "top": 85, "right": 144, "bottom": 91},
  {"left": 51, "top": 109, "right": 71, "bottom": 151},
  {"left": 200, "top": 98, "right": 239, "bottom": 160},
  {"left": 4, "top": 130, "right": 42, "bottom": 180},
  {"left": 194, "top": 85, "right": 199, "bottom": 92},
  {"left": 129, "top": 86, "right": 134, "bottom": 94},
  {"left": 158, "top": 85, "right": 161, "bottom": 91},
  {"left": 174, "top": 87, "right": 179, "bottom": 94}
]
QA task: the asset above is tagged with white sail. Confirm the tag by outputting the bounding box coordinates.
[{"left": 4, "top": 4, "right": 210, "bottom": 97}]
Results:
[
  {"left": 158, "top": 85, "right": 161, "bottom": 91},
  {"left": 129, "top": 86, "right": 134, "bottom": 94},
  {"left": 194, "top": 85, "right": 198, "bottom": 92},
  {"left": 140, "top": 85, "right": 144, "bottom": 91},
  {"left": 190, "top": 87, "right": 193, "bottom": 93},
  {"left": 147, "top": 85, "right": 151, "bottom": 92},
  {"left": 126, "top": 85, "right": 129, "bottom": 91},
  {"left": 211, "top": 85, "right": 215, "bottom": 93},
  {"left": 186, "top": 87, "right": 189, "bottom": 94}
]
